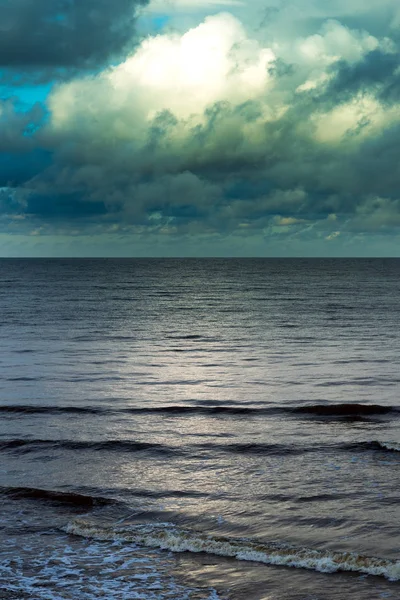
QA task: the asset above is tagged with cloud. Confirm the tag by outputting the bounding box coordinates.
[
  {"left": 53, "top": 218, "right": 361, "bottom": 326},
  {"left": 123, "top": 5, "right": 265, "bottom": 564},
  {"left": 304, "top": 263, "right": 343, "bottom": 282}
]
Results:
[
  {"left": 326, "top": 231, "right": 341, "bottom": 240},
  {"left": 2, "top": 6, "right": 400, "bottom": 254},
  {"left": 32, "top": 15, "right": 400, "bottom": 227},
  {"left": 275, "top": 216, "right": 308, "bottom": 226},
  {"left": 146, "top": 0, "right": 245, "bottom": 10},
  {"left": 48, "top": 13, "right": 275, "bottom": 128},
  {"left": 352, "top": 196, "right": 400, "bottom": 231},
  {"left": 0, "top": 98, "right": 46, "bottom": 151},
  {"left": 0, "top": 0, "right": 148, "bottom": 81},
  {"left": 294, "top": 20, "right": 380, "bottom": 66}
]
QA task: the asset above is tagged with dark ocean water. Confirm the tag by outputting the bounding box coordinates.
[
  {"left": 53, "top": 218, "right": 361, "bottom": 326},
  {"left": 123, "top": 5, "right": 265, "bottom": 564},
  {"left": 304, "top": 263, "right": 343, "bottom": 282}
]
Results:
[{"left": 1, "top": 258, "right": 400, "bottom": 600}]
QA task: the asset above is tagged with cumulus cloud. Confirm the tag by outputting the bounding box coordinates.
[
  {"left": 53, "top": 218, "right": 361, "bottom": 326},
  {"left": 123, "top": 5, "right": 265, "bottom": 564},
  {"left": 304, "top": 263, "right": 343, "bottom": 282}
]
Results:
[{"left": 49, "top": 13, "right": 275, "bottom": 128}]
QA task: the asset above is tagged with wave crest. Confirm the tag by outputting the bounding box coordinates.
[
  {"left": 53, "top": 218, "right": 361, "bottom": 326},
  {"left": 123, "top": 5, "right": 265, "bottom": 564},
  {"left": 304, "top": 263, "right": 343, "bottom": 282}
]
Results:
[
  {"left": 375, "top": 441, "right": 400, "bottom": 452},
  {"left": 64, "top": 519, "right": 400, "bottom": 581}
]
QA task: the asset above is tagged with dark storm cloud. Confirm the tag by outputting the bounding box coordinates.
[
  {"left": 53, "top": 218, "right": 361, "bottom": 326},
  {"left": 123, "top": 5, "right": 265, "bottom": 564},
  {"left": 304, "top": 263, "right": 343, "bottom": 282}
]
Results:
[
  {"left": 0, "top": 149, "right": 51, "bottom": 187},
  {"left": 350, "top": 123, "right": 400, "bottom": 196},
  {"left": 0, "top": 98, "right": 50, "bottom": 189},
  {"left": 0, "top": 98, "right": 46, "bottom": 152},
  {"left": 0, "top": 0, "right": 148, "bottom": 80},
  {"left": 22, "top": 88, "right": 398, "bottom": 235},
  {"left": 0, "top": 186, "right": 24, "bottom": 215},
  {"left": 126, "top": 95, "right": 400, "bottom": 231},
  {"left": 326, "top": 49, "right": 400, "bottom": 105},
  {"left": 26, "top": 192, "right": 107, "bottom": 220}
]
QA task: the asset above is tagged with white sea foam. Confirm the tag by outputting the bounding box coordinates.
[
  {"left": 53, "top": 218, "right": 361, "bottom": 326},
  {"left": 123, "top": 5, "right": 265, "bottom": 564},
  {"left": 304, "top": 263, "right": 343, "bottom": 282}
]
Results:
[
  {"left": 0, "top": 537, "right": 221, "bottom": 600},
  {"left": 64, "top": 519, "right": 400, "bottom": 581},
  {"left": 1, "top": 520, "right": 220, "bottom": 600}
]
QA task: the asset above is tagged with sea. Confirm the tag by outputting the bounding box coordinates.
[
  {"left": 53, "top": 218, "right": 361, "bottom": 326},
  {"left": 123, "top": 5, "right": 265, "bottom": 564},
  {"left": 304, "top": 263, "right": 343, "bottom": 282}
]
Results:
[{"left": 1, "top": 258, "right": 400, "bottom": 600}]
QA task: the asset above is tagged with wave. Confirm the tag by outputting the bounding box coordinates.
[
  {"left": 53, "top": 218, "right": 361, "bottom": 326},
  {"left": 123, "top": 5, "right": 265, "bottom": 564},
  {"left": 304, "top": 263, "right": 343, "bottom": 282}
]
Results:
[
  {"left": 0, "top": 404, "right": 275, "bottom": 417},
  {"left": 292, "top": 403, "right": 395, "bottom": 417},
  {"left": 373, "top": 441, "right": 400, "bottom": 452},
  {"left": 203, "top": 440, "right": 400, "bottom": 456},
  {"left": 0, "top": 438, "right": 300, "bottom": 457},
  {"left": 0, "top": 486, "right": 113, "bottom": 507},
  {"left": 207, "top": 442, "right": 304, "bottom": 456},
  {"left": 65, "top": 519, "right": 400, "bottom": 581},
  {"left": 2, "top": 437, "right": 399, "bottom": 458},
  {"left": 166, "top": 334, "right": 204, "bottom": 340},
  {"left": 0, "top": 402, "right": 398, "bottom": 419},
  {"left": 0, "top": 405, "right": 107, "bottom": 415},
  {"left": 139, "top": 405, "right": 275, "bottom": 416},
  {"left": 0, "top": 439, "right": 180, "bottom": 455},
  {"left": 6, "top": 376, "right": 38, "bottom": 382},
  {"left": 340, "top": 441, "right": 400, "bottom": 454}
]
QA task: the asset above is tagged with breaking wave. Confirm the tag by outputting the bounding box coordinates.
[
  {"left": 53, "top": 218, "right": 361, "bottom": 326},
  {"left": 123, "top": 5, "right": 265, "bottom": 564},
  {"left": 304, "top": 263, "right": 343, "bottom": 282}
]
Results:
[
  {"left": 64, "top": 519, "right": 400, "bottom": 581},
  {"left": 373, "top": 441, "right": 400, "bottom": 452},
  {"left": 339, "top": 440, "right": 400, "bottom": 453}
]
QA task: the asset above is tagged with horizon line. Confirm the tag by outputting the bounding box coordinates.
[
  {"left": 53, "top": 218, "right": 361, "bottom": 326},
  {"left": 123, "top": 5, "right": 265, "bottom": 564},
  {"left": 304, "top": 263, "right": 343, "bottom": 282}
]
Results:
[{"left": 1, "top": 256, "right": 399, "bottom": 260}]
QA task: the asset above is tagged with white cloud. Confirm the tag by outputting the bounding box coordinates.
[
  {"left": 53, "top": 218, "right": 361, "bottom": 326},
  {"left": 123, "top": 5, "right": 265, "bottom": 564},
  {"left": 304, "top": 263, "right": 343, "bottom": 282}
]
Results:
[
  {"left": 296, "top": 20, "right": 379, "bottom": 66},
  {"left": 49, "top": 13, "right": 275, "bottom": 135},
  {"left": 326, "top": 231, "right": 340, "bottom": 240},
  {"left": 276, "top": 19, "right": 382, "bottom": 96},
  {"left": 275, "top": 216, "right": 308, "bottom": 226},
  {"left": 313, "top": 96, "right": 400, "bottom": 143},
  {"left": 48, "top": 12, "right": 398, "bottom": 154}
]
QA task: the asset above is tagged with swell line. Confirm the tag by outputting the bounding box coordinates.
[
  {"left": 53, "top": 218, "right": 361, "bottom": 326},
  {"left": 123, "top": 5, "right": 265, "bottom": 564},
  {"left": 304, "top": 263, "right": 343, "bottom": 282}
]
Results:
[
  {"left": 1, "top": 438, "right": 399, "bottom": 457},
  {"left": 0, "top": 402, "right": 397, "bottom": 419},
  {"left": 0, "top": 486, "right": 114, "bottom": 507},
  {"left": 0, "top": 405, "right": 107, "bottom": 415},
  {"left": 0, "top": 439, "right": 180, "bottom": 456},
  {"left": 0, "top": 404, "right": 273, "bottom": 417}
]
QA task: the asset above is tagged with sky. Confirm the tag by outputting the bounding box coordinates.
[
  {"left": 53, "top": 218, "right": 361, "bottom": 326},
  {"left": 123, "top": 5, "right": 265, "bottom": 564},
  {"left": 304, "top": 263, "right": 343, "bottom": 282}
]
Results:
[{"left": 1, "top": 0, "right": 400, "bottom": 256}]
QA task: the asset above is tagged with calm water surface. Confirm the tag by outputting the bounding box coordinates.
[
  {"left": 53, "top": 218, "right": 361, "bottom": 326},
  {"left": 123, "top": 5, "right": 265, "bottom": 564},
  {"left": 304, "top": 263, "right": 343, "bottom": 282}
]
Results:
[{"left": 1, "top": 258, "right": 400, "bottom": 599}]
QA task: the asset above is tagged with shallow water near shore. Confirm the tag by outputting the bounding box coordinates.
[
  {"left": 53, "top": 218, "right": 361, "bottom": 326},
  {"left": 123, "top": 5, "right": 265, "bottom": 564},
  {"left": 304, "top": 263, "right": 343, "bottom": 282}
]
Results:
[{"left": 1, "top": 258, "right": 400, "bottom": 599}]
